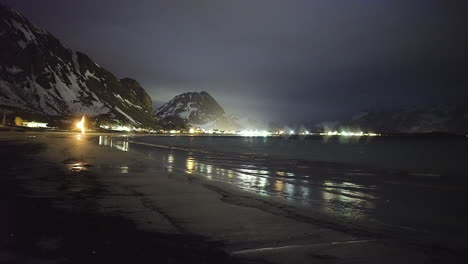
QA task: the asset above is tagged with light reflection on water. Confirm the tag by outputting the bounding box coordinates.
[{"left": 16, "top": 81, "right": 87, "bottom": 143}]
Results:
[
  {"left": 93, "top": 136, "right": 468, "bottom": 245},
  {"left": 97, "top": 136, "right": 130, "bottom": 174},
  {"left": 68, "top": 162, "right": 89, "bottom": 172},
  {"left": 95, "top": 135, "right": 377, "bottom": 218},
  {"left": 175, "top": 153, "right": 376, "bottom": 213},
  {"left": 98, "top": 136, "right": 129, "bottom": 152},
  {"left": 167, "top": 153, "right": 174, "bottom": 173},
  {"left": 120, "top": 166, "right": 129, "bottom": 174},
  {"left": 322, "top": 180, "right": 376, "bottom": 207},
  {"left": 186, "top": 156, "right": 195, "bottom": 174}
]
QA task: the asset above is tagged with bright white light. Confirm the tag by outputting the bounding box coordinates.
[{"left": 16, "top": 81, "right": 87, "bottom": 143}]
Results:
[
  {"left": 23, "top": 121, "right": 48, "bottom": 128},
  {"left": 320, "top": 131, "right": 380, "bottom": 137},
  {"left": 239, "top": 130, "right": 271, "bottom": 137},
  {"left": 289, "top": 130, "right": 295, "bottom": 135},
  {"left": 189, "top": 128, "right": 195, "bottom": 133},
  {"left": 76, "top": 116, "right": 85, "bottom": 135}
]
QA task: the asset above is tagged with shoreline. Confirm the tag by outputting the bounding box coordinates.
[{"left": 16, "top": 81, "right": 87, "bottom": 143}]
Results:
[
  {"left": 1, "top": 131, "right": 465, "bottom": 263},
  {"left": 2, "top": 124, "right": 467, "bottom": 138},
  {"left": 0, "top": 136, "right": 239, "bottom": 263}
]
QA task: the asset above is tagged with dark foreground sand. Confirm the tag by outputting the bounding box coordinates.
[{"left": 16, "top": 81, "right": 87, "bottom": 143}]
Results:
[{"left": 0, "top": 132, "right": 464, "bottom": 263}]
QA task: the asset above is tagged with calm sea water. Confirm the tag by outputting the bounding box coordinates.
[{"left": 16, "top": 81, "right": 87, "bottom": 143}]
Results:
[
  {"left": 97, "top": 135, "right": 468, "bottom": 249},
  {"left": 131, "top": 135, "right": 468, "bottom": 175}
]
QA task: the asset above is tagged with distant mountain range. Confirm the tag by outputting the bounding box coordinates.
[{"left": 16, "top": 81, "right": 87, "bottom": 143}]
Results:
[
  {"left": 344, "top": 105, "right": 468, "bottom": 134},
  {"left": 0, "top": 4, "right": 156, "bottom": 127},
  {"left": 313, "top": 105, "right": 468, "bottom": 134}
]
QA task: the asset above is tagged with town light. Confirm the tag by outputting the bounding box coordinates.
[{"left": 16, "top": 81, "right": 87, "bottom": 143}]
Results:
[
  {"left": 319, "top": 130, "right": 380, "bottom": 137},
  {"left": 239, "top": 130, "right": 271, "bottom": 137},
  {"left": 76, "top": 116, "right": 86, "bottom": 135}
]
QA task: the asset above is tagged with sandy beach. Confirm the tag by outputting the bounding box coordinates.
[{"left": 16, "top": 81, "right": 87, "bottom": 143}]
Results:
[{"left": 1, "top": 131, "right": 465, "bottom": 263}]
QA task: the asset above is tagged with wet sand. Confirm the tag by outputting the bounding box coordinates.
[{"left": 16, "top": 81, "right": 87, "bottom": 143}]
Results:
[{"left": 0, "top": 132, "right": 465, "bottom": 263}]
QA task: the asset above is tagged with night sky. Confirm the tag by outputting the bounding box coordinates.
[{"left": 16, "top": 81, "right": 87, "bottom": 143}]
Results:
[{"left": 3, "top": 0, "right": 468, "bottom": 123}]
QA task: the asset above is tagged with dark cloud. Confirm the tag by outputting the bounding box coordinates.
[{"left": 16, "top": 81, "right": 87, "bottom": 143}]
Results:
[{"left": 3, "top": 0, "right": 468, "bottom": 122}]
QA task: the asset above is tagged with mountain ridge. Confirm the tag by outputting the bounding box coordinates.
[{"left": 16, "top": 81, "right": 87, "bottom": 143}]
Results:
[{"left": 0, "top": 4, "right": 157, "bottom": 127}]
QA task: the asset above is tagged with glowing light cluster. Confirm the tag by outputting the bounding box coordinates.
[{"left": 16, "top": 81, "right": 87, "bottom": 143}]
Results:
[
  {"left": 239, "top": 130, "right": 271, "bottom": 137},
  {"left": 100, "top": 124, "right": 132, "bottom": 131},
  {"left": 320, "top": 131, "right": 380, "bottom": 137},
  {"left": 22, "top": 121, "right": 48, "bottom": 128}
]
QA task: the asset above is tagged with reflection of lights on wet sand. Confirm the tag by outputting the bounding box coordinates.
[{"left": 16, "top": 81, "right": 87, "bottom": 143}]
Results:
[
  {"left": 300, "top": 185, "right": 310, "bottom": 199},
  {"left": 226, "top": 169, "right": 233, "bottom": 178},
  {"left": 120, "top": 166, "right": 129, "bottom": 174},
  {"left": 284, "top": 182, "right": 295, "bottom": 197},
  {"left": 276, "top": 171, "right": 295, "bottom": 177},
  {"left": 167, "top": 153, "right": 174, "bottom": 163},
  {"left": 321, "top": 180, "right": 375, "bottom": 209},
  {"left": 236, "top": 173, "right": 259, "bottom": 189},
  {"left": 256, "top": 177, "right": 267, "bottom": 188},
  {"left": 69, "top": 162, "right": 89, "bottom": 172},
  {"left": 167, "top": 165, "right": 173, "bottom": 173},
  {"left": 274, "top": 180, "right": 284, "bottom": 192},
  {"left": 239, "top": 168, "right": 271, "bottom": 176},
  {"left": 166, "top": 153, "right": 174, "bottom": 172},
  {"left": 186, "top": 157, "right": 195, "bottom": 174}
]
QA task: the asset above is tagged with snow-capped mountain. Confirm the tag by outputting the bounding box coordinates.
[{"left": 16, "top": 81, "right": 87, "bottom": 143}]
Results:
[
  {"left": 156, "top": 91, "right": 224, "bottom": 128},
  {"left": 0, "top": 4, "right": 156, "bottom": 126},
  {"left": 156, "top": 91, "right": 248, "bottom": 130}
]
